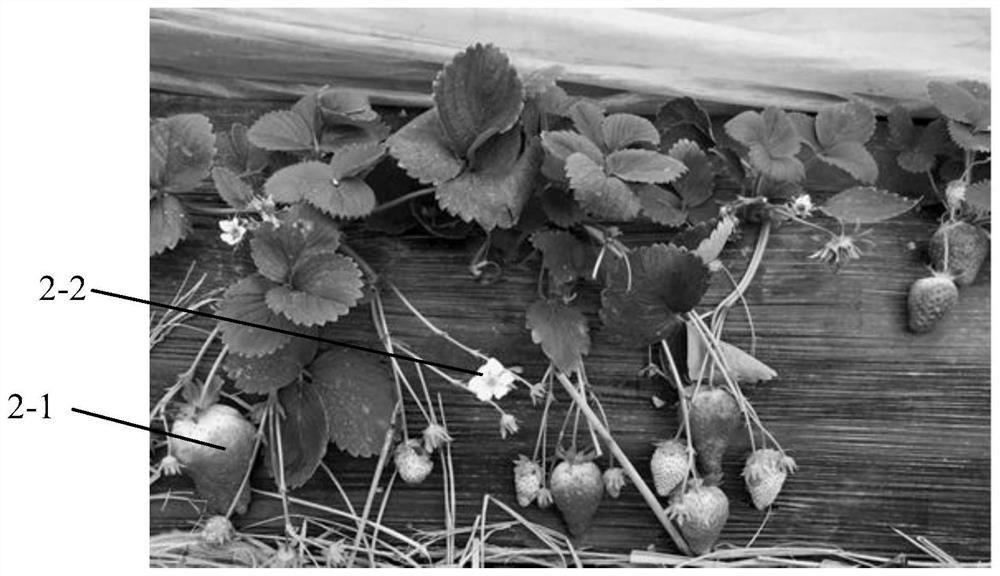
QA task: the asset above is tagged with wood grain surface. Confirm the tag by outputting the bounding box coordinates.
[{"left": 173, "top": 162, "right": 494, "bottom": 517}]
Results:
[{"left": 149, "top": 94, "right": 990, "bottom": 562}]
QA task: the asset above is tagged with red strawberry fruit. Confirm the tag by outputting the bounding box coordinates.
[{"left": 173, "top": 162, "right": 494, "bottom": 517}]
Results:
[
  {"left": 742, "top": 448, "right": 797, "bottom": 510},
  {"left": 169, "top": 403, "right": 256, "bottom": 515},
  {"left": 667, "top": 482, "right": 730, "bottom": 556},
  {"left": 907, "top": 273, "right": 959, "bottom": 333},
  {"left": 650, "top": 439, "right": 689, "bottom": 496},
  {"left": 929, "top": 221, "right": 989, "bottom": 287},
  {"left": 549, "top": 449, "right": 604, "bottom": 538},
  {"left": 686, "top": 386, "right": 740, "bottom": 482},
  {"left": 395, "top": 439, "right": 433, "bottom": 484}
]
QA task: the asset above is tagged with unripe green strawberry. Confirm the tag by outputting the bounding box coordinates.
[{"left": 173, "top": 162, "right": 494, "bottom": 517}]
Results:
[
  {"left": 201, "top": 515, "right": 235, "bottom": 546},
  {"left": 513, "top": 455, "right": 542, "bottom": 507},
  {"left": 686, "top": 387, "right": 740, "bottom": 482},
  {"left": 395, "top": 439, "right": 433, "bottom": 484},
  {"left": 907, "top": 274, "right": 959, "bottom": 333},
  {"left": 169, "top": 403, "right": 256, "bottom": 515},
  {"left": 929, "top": 221, "right": 989, "bottom": 286},
  {"left": 667, "top": 482, "right": 729, "bottom": 556},
  {"left": 742, "top": 448, "right": 797, "bottom": 510},
  {"left": 550, "top": 449, "right": 604, "bottom": 538},
  {"left": 650, "top": 439, "right": 689, "bottom": 496}
]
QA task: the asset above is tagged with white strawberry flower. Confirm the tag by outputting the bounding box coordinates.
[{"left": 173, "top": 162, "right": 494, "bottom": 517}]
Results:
[
  {"left": 219, "top": 216, "right": 248, "bottom": 246},
  {"left": 467, "top": 357, "right": 516, "bottom": 402},
  {"left": 790, "top": 193, "right": 815, "bottom": 218}
]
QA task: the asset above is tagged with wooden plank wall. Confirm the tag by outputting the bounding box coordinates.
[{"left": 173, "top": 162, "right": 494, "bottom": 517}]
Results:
[{"left": 150, "top": 94, "right": 990, "bottom": 561}]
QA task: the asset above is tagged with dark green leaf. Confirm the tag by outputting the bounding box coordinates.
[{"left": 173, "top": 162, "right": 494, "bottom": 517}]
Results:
[
  {"left": 387, "top": 109, "right": 464, "bottom": 185},
  {"left": 150, "top": 194, "right": 189, "bottom": 256},
  {"left": 605, "top": 149, "right": 687, "bottom": 184},
  {"left": 820, "top": 186, "right": 919, "bottom": 224},
  {"left": 150, "top": 114, "right": 216, "bottom": 192},
  {"left": 226, "top": 338, "right": 318, "bottom": 394},
  {"left": 565, "top": 152, "right": 640, "bottom": 220},
  {"left": 273, "top": 380, "right": 329, "bottom": 489},
  {"left": 311, "top": 348, "right": 396, "bottom": 457},
  {"left": 218, "top": 274, "right": 297, "bottom": 357},
  {"left": 525, "top": 299, "right": 590, "bottom": 373},
  {"left": 211, "top": 167, "right": 255, "bottom": 210},
  {"left": 248, "top": 110, "right": 315, "bottom": 152},
  {"left": 530, "top": 230, "right": 591, "bottom": 284},
  {"left": 637, "top": 184, "right": 686, "bottom": 227},
  {"left": 265, "top": 252, "right": 364, "bottom": 326}
]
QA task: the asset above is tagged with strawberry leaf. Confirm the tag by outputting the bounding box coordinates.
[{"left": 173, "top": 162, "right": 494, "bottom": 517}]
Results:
[
  {"left": 692, "top": 214, "right": 736, "bottom": 264},
  {"left": 965, "top": 179, "right": 990, "bottom": 216},
  {"left": 248, "top": 110, "right": 315, "bottom": 152},
  {"left": 523, "top": 66, "right": 576, "bottom": 117},
  {"left": 226, "top": 338, "right": 318, "bottom": 394},
  {"left": 569, "top": 101, "right": 607, "bottom": 151},
  {"left": 888, "top": 109, "right": 950, "bottom": 173},
  {"left": 387, "top": 109, "right": 464, "bottom": 185},
  {"left": 273, "top": 380, "right": 329, "bottom": 489},
  {"left": 330, "top": 143, "right": 386, "bottom": 180},
  {"left": 539, "top": 185, "right": 586, "bottom": 228},
  {"left": 565, "top": 152, "right": 641, "bottom": 220},
  {"left": 928, "top": 80, "right": 990, "bottom": 131},
  {"left": 433, "top": 43, "right": 524, "bottom": 158},
  {"left": 637, "top": 184, "right": 686, "bottom": 227},
  {"left": 600, "top": 244, "right": 711, "bottom": 345},
  {"left": 947, "top": 120, "right": 990, "bottom": 152},
  {"left": 668, "top": 140, "right": 715, "bottom": 207},
  {"left": 805, "top": 101, "right": 878, "bottom": 183},
  {"left": 217, "top": 122, "right": 269, "bottom": 174},
  {"left": 265, "top": 161, "right": 376, "bottom": 218},
  {"left": 541, "top": 130, "right": 604, "bottom": 164},
  {"left": 605, "top": 149, "right": 687, "bottom": 184},
  {"left": 265, "top": 252, "right": 363, "bottom": 327},
  {"left": 530, "top": 230, "right": 591, "bottom": 284},
  {"left": 218, "top": 274, "right": 297, "bottom": 357},
  {"left": 311, "top": 348, "right": 396, "bottom": 457},
  {"left": 525, "top": 299, "right": 590, "bottom": 374},
  {"left": 436, "top": 136, "right": 542, "bottom": 230},
  {"left": 820, "top": 186, "right": 919, "bottom": 224},
  {"left": 150, "top": 113, "right": 216, "bottom": 192},
  {"left": 211, "top": 167, "right": 255, "bottom": 210},
  {"left": 725, "top": 107, "right": 804, "bottom": 182},
  {"left": 602, "top": 114, "right": 660, "bottom": 151},
  {"left": 686, "top": 324, "right": 776, "bottom": 384},
  {"left": 655, "top": 97, "right": 715, "bottom": 150},
  {"left": 250, "top": 209, "right": 342, "bottom": 283},
  {"left": 150, "top": 194, "right": 190, "bottom": 256},
  {"left": 318, "top": 88, "right": 380, "bottom": 126}
]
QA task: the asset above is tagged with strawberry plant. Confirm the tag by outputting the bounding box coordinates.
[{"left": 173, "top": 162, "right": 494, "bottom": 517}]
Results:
[{"left": 150, "top": 41, "right": 989, "bottom": 561}]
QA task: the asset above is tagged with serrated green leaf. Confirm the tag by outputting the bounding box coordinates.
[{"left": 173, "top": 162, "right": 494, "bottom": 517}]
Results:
[
  {"left": 265, "top": 252, "right": 364, "bottom": 327},
  {"left": 264, "top": 161, "right": 376, "bottom": 218},
  {"left": 217, "top": 122, "right": 269, "bottom": 174},
  {"left": 318, "top": 88, "right": 380, "bottom": 126},
  {"left": 525, "top": 299, "right": 590, "bottom": 374},
  {"left": 602, "top": 114, "right": 660, "bottom": 151},
  {"left": 965, "top": 179, "right": 990, "bottom": 216},
  {"left": 540, "top": 130, "right": 604, "bottom": 164},
  {"left": 655, "top": 97, "right": 715, "bottom": 150},
  {"left": 212, "top": 167, "right": 255, "bottom": 210},
  {"left": 928, "top": 81, "right": 990, "bottom": 130},
  {"left": 436, "top": 137, "right": 542, "bottom": 230},
  {"left": 291, "top": 91, "right": 324, "bottom": 137},
  {"left": 668, "top": 139, "right": 715, "bottom": 207},
  {"left": 888, "top": 106, "right": 917, "bottom": 149},
  {"left": 693, "top": 214, "right": 736, "bottom": 264},
  {"left": 816, "top": 141, "right": 879, "bottom": 183},
  {"left": 226, "top": 338, "right": 318, "bottom": 394},
  {"left": 725, "top": 107, "right": 803, "bottom": 182},
  {"left": 947, "top": 120, "right": 990, "bottom": 152},
  {"left": 330, "top": 143, "right": 386, "bottom": 180},
  {"left": 686, "top": 323, "right": 776, "bottom": 384},
  {"left": 470, "top": 127, "right": 521, "bottom": 173},
  {"left": 600, "top": 244, "right": 711, "bottom": 345},
  {"left": 311, "top": 348, "right": 396, "bottom": 457},
  {"left": 386, "top": 108, "right": 464, "bottom": 185},
  {"left": 248, "top": 110, "right": 315, "bottom": 151},
  {"left": 273, "top": 380, "right": 329, "bottom": 489},
  {"left": 150, "top": 194, "right": 190, "bottom": 256},
  {"left": 539, "top": 185, "right": 585, "bottom": 227},
  {"left": 569, "top": 100, "right": 606, "bottom": 150},
  {"left": 217, "top": 274, "right": 296, "bottom": 357},
  {"left": 320, "top": 122, "right": 390, "bottom": 154},
  {"left": 523, "top": 66, "right": 576, "bottom": 117},
  {"left": 804, "top": 101, "right": 878, "bottom": 183},
  {"left": 530, "top": 230, "right": 591, "bottom": 285},
  {"left": 433, "top": 43, "right": 524, "bottom": 158},
  {"left": 606, "top": 149, "right": 687, "bottom": 184},
  {"left": 250, "top": 209, "right": 342, "bottom": 283},
  {"left": 820, "top": 186, "right": 919, "bottom": 224},
  {"left": 637, "top": 184, "right": 686, "bottom": 227},
  {"left": 150, "top": 114, "right": 216, "bottom": 192},
  {"left": 565, "top": 152, "right": 640, "bottom": 220}
]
